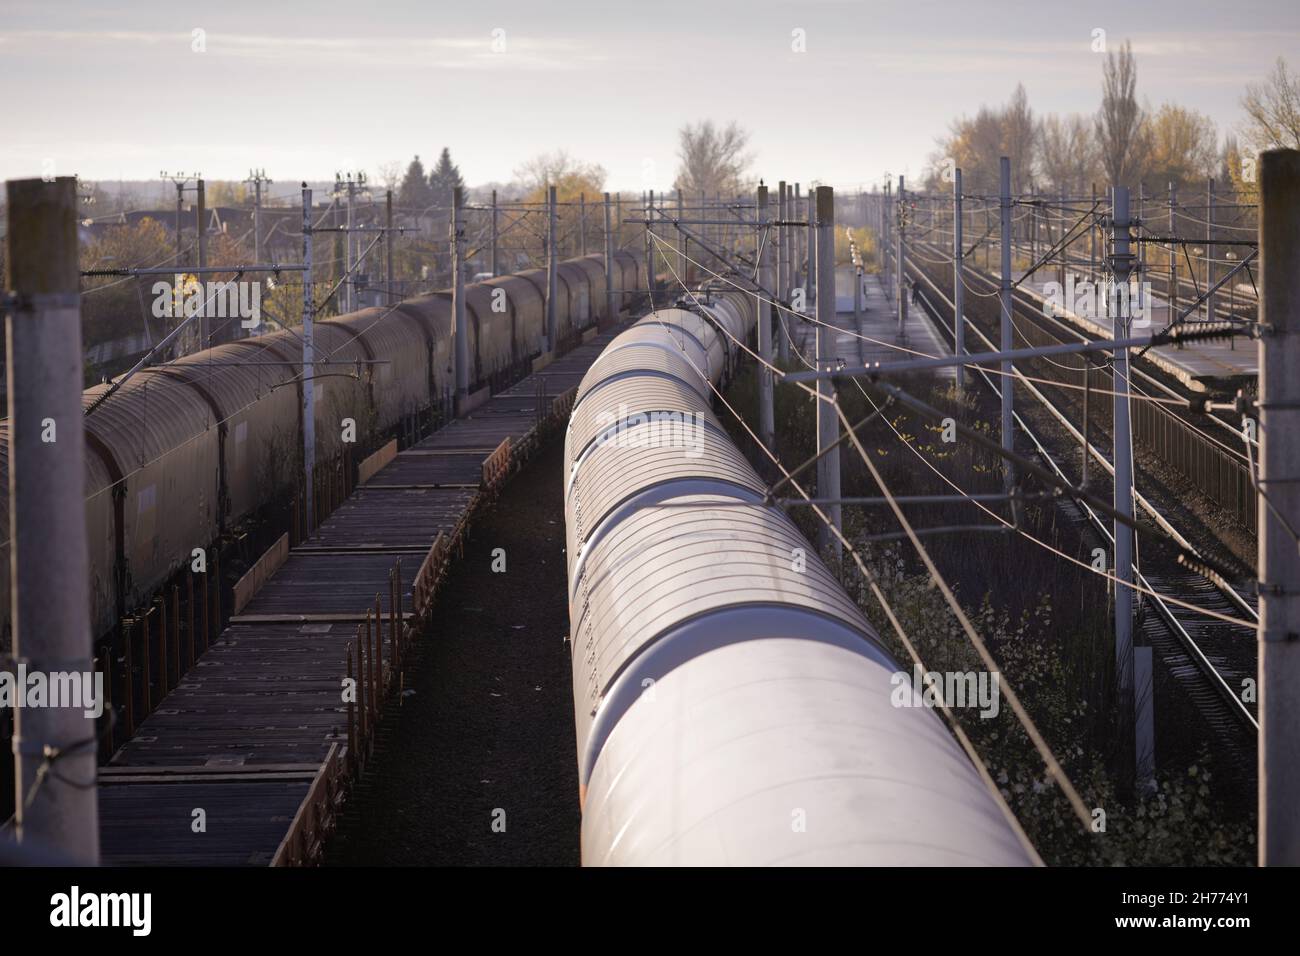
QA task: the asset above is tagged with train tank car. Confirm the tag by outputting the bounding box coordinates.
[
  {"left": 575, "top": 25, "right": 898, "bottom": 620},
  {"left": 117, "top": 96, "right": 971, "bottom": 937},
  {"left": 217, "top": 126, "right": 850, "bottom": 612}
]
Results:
[{"left": 562, "top": 304, "right": 1034, "bottom": 866}]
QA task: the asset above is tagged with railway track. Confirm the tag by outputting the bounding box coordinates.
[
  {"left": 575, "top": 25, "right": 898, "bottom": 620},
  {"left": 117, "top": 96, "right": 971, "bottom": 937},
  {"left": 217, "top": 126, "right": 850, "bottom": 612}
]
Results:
[{"left": 894, "top": 255, "right": 1258, "bottom": 774}]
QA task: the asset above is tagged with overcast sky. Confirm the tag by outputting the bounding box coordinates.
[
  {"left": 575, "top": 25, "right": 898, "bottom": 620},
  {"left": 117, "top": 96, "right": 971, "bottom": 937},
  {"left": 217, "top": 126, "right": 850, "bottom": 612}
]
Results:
[{"left": 2, "top": 0, "right": 1298, "bottom": 193}]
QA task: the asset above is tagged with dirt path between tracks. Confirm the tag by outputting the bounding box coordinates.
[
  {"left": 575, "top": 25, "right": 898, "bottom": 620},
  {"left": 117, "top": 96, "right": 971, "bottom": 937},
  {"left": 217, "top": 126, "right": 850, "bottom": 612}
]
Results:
[{"left": 328, "top": 438, "right": 580, "bottom": 865}]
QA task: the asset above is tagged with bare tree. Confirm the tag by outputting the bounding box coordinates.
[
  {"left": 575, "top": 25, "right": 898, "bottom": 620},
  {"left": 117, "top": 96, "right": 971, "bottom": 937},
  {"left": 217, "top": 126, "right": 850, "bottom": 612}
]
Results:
[
  {"left": 377, "top": 161, "right": 403, "bottom": 195},
  {"left": 1241, "top": 57, "right": 1300, "bottom": 150},
  {"left": 673, "top": 120, "right": 752, "bottom": 195},
  {"left": 1037, "top": 113, "right": 1098, "bottom": 195},
  {"left": 1095, "top": 40, "right": 1148, "bottom": 187},
  {"left": 512, "top": 150, "right": 606, "bottom": 195},
  {"left": 1001, "top": 84, "right": 1037, "bottom": 193}
]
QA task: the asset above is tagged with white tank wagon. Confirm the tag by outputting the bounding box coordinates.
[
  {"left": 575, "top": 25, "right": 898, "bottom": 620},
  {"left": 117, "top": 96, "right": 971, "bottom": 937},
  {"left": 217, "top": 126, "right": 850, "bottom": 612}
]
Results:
[{"left": 563, "top": 304, "right": 1034, "bottom": 866}]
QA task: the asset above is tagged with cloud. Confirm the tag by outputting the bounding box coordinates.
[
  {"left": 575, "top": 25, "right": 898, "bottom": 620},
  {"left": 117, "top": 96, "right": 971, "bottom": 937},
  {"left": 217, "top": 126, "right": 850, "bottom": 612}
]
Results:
[{"left": 0, "top": 29, "right": 601, "bottom": 71}]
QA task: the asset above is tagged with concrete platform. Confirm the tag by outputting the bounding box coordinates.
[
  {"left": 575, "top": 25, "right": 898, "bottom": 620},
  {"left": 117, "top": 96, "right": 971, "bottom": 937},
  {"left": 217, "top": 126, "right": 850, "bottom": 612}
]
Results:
[{"left": 1015, "top": 273, "right": 1256, "bottom": 388}]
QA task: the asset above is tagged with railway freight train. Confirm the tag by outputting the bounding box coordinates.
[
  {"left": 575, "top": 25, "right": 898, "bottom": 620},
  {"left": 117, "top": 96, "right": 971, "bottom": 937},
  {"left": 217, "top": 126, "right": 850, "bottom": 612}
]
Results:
[
  {"left": 562, "top": 293, "right": 1035, "bottom": 865},
  {"left": 0, "top": 251, "right": 643, "bottom": 646}
]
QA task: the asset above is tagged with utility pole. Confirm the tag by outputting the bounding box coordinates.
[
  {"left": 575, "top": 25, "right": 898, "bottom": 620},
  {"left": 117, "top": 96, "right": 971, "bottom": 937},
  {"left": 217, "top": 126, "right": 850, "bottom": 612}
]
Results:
[
  {"left": 175, "top": 181, "right": 185, "bottom": 265},
  {"left": 452, "top": 186, "right": 469, "bottom": 408},
  {"left": 896, "top": 175, "right": 907, "bottom": 342},
  {"left": 1110, "top": 185, "right": 1137, "bottom": 787},
  {"left": 196, "top": 177, "right": 207, "bottom": 342},
  {"left": 580, "top": 193, "right": 588, "bottom": 257},
  {"left": 491, "top": 189, "right": 499, "bottom": 277},
  {"left": 385, "top": 189, "right": 394, "bottom": 301},
  {"left": 604, "top": 191, "right": 616, "bottom": 325},
  {"left": 954, "top": 167, "right": 965, "bottom": 392},
  {"left": 806, "top": 190, "right": 816, "bottom": 309},
  {"left": 1168, "top": 183, "right": 1178, "bottom": 328},
  {"left": 792, "top": 183, "right": 802, "bottom": 290},
  {"left": 345, "top": 174, "right": 356, "bottom": 314},
  {"left": 245, "top": 168, "right": 270, "bottom": 263},
  {"left": 999, "top": 158, "right": 1014, "bottom": 490},
  {"left": 645, "top": 189, "right": 655, "bottom": 310},
  {"left": 1258, "top": 148, "right": 1300, "bottom": 865},
  {"left": 814, "top": 186, "right": 841, "bottom": 561},
  {"left": 676, "top": 188, "right": 685, "bottom": 281},
  {"left": 301, "top": 185, "right": 316, "bottom": 532},
  {"left": 546, "top": 184, "right": 558, "bottom": 352},
  {"left": 777, "top": 180, "right": 788, "bottom": 299},
  {"left": 1090, "top": 182, "right": 1097, "bottom": 282},
  {"left": 883, "top": 177, "right": 892, "bottom": 304},
  {"left": 1206, "top": 178, "right": 1216, "bottom": 323},
  {"left": 757, "top": 183, "right": 774, "bottom": 450},
  {"left": 777, "top": 180, "right": 790, "bottom": 363},
  {"left": 4, "top": 177, "right": 100, "bottom": 863}
]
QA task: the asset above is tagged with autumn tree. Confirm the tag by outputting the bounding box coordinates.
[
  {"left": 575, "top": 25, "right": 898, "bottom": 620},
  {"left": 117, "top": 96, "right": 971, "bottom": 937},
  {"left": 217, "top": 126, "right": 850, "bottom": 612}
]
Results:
[
  {"left": 673, "top": 120, "right": 752, "bottom": 196},
  {"left": 512, "top": 150, "right": 606, "bottom": 199},
  {"left": 80, "top": 217, "right": 174, "bottom": 346},
  {"left": 935, "top": 106, "right": 1006, "bottom": 193},
  {"left": 930, "top": 87, "right": 1040, "bottom": 194},
  {"left": 1144, "top": 103, "right": 1218, "bottom": 191},
  {"left": 509, "top": 151, "right": 608, "bottom": 265},
  {"left": 206, "top": 181, "right": 248, "bottom": 206}
]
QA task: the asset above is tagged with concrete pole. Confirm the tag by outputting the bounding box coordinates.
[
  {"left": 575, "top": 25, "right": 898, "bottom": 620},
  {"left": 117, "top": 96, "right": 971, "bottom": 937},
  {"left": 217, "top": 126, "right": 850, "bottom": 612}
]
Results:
[
  {"left": 546, "top": 184, "right": 558, "bottom": 351},
  {"left": 1206, "top": 178, "right": 1216, "bottom": 323},
  {"left": 1137, "top": 182, "right": 1145, "bottom": 316},
  {"left": 777, "top": 181, "right": 790, "bottom": 363},
  {"left": 385, "top": 189, "right": 394, "bottom": 301},
  {"left": 452, "top": 186, "right": 469, "bottom": 406},
  {"left": 954, "top": 167, "right": 965, "bottom": 392},
  {"left": 1258, "top": 148, "right": 1300, "bottom": 865},
  {"left": 301, "top": 185, "right": 316, "bottom": 531},
  {"left": 196, "top": 177, "right": 207, "bottom": 342},
  {"left": 814, "top": 186, "right": 841, "bottom": 562},
  {"left": 999, "top": 158, "right": 1014, "bottom": 490},
  {"left": 757, "top": 184, "right": 775, "bottom": 450},
  {"left": 604, "top": 191, "right": 617, "bottom": 325},
  {"left": 491, "top": 189, "right": 499, "bottom": 277},
  {"left": 681, "top": 187, "right": 691, "bottom": 283},
  {"left": 645, "top": 189, "right": 655, "bottom": 310},
  {"left": 1110, "top": 185, "right": 1137, "bottom": 782},
  {"left": 580, "top": 193, "right": 587, "bottom": 257},
  {"left": 806, "top": 192, "right": 816, "bottom": 309},
  {"left": 883, "top": 179, "right": 892, "bottom": 304},
  {"left": 1090, "top": 182, "right": 1097, "bottom": 282},
  {"left": 896, "top": 175, "right": 907, "bottom": 342},
  {"left": 4, "top": 177, "right": 100, "bottom": 863},
  {"left": 1168, "top": 183, "right": 1178, "bottom": 326},
  {"left": 776, "top": 180, "right": 787, "bottom": 297},
  {"left": 792, "top": 183, "right": 802, "bottom": 290},
  {"left": 253, "top": 176, "right": 263, "bottom": 263},
  {"left": 175, "top": 181, "right": 185, "bottom": 267},
  {"left": 345, "top": 176, "right": 355, "bottom": 314}
]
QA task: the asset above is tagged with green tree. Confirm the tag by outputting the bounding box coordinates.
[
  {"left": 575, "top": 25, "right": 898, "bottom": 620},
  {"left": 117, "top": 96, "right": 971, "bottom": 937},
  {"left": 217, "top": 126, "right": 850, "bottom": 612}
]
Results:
[
  {"left": 397, "top": 154, "right": 434, "bottom": 209},
  {"left": 428, "top": 147, "right": 465, "bottom": 204}
]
